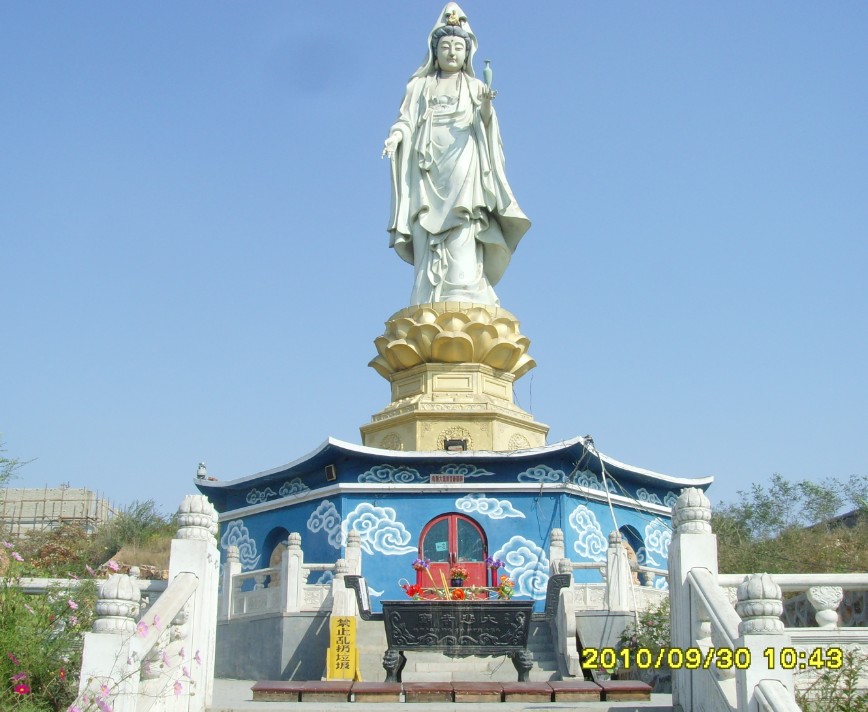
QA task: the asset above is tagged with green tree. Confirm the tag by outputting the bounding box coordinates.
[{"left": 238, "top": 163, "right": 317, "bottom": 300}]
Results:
[
  {"left": 1, "top": 437, "right": 30, "bottom": 488},
  {"left": 713, "top": 473, "right": 868, "bottom": 574}
]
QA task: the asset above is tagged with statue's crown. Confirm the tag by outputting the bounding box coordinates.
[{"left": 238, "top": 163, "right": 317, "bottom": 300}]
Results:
[{"left": 445, "top": 10, "right": 465, "bottom": 27}]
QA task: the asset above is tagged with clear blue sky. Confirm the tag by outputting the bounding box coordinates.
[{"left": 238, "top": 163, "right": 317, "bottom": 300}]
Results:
[{"left": 2, "top": 2, "right": 866, "bottom": 517}]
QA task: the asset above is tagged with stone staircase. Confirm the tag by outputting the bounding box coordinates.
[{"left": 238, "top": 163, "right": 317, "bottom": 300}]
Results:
[{"left": 355, "top": 618, "right": 561, "bottom": 683}]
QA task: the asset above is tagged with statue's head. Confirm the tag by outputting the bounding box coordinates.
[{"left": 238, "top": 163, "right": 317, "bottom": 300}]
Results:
[
  {"left": 431, "top": 26, "right": 471, "bottom": 72},
  {"left": 411, "top": 3, "right": 477, "bottom": 80}
]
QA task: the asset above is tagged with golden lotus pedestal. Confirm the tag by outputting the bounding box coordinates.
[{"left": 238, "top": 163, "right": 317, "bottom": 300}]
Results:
[{"left": 361, "top": 303, "right": 549, "bottom": 452}]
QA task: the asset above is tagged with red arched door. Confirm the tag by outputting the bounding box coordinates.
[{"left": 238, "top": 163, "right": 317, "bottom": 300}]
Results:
[{"left": 418, "top": 513, "right": 490, "bottom": 589}]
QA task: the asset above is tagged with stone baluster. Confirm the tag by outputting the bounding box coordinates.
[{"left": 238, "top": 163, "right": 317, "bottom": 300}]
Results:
[
  {"left": 806, "top": 586, "right": 843, "bottom": 628},
  {"left": 332, "top": 558, "right": 357, "bottom": 616},
  {"left": 603, "top": 531, "right": 631, "bottom": 612},
  {"left": 549, "top": 528, "right": 565, "bottom": 573},
  {"left": 668, "top": 487, "right": 716, "bottom": 712},
  {"left": 281, "top": 532, "right": 304, "bottom": 613},
  {"left": 345, "top": 530, "right": 362, "bottom": 575},
  {"left": 253, "top": 573, "right": 267, "bottom": 590},
  {"left": 221, "top": 546, "right": 241, "bottom": 620},
  {"left": 734, "top": 573, "right": 795, "bottom": 711},
  {"left": 77, "top": 573, "right": 142, "bottom": 712}
]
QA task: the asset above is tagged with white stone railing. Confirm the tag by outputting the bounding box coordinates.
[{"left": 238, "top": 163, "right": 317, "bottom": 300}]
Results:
[
  {"left": 669, "top": 488, "right": 868, "bottom": 712},
  {"left": 220, "top": 530, "right": 361, "bottom": 620},
  {"left": 72, "top": 495, "right": 219, "bottom": 712}
]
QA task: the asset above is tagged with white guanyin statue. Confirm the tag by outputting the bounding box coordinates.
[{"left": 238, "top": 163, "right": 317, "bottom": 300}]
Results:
[{"left": 383, "top": 3, "right": 530, "bottom": 307}]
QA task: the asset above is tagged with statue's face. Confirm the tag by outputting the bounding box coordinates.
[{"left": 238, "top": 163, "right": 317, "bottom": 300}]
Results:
[{"left": 435, "top": 35, "right": 467, "bottom": 74}]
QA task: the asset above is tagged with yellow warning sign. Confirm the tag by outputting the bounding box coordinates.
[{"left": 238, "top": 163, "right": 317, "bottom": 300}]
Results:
[{"left": 326, "top": 615, "right": 360, "bottom": 680}]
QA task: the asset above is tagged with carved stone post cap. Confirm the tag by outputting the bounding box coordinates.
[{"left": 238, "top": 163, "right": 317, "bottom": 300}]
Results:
[
  {"left": 226, "top": 545, "right": 240, "bottom": 562},
  {"left": 736, "top": 573, "right": 784, "bottom": 635},
  {"left": 346, "top": 530, "right": 361, "bottom": 547},
  {"left": 176, "top": 494, "right": 218, "bottom": 540},
  {"left": 94, "top": 573, "right": 141, "bottom": 633},
  {"left": 288, "top": 532, "right": 302, "bottom": 549},
  {"left": 672, "top": 487, "right": 712, "bottom": 533},
  {"left": 607, "top": 531, "right": 623, "bottom": 545},
  {"left": 335, "top": 559, "right": 350, "bottom": 575},
  {"left": 550, "top": 528, "right": 564, "bottom": 544},
  {"left": 99, "top": 572, "right": 141, "bottom": 603}
]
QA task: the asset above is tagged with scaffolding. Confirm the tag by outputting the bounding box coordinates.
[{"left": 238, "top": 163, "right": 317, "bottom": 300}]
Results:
[{"left": 0, "top": 485, "right": 114, "bottom": 538}]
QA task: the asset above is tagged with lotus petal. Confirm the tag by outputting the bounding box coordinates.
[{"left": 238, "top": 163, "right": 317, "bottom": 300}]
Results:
[
  {"left": 406, "top": 323, "right": 442, "bottom": 360},
  {"left": 512, "top": 354, "right": 537, "bottom": 380},
  {"left": 435, "top": 311, "right": 472, "bottom": 333},
  {"left": 464, "top": 323, "right": 498, "bottom": 360},
  {"left": 431, "top": 332, "right": 475, "bottom": 363},
  {"left": 368, "top": 356, "right": 394, "bottom": 379},
  {"left": 387, "top": 340, "right": 424, "bottom": 369},
  {"left": 484, "top": 341, "right": 522, "bottom": 372},
  {"left": 391, "top": 318, "right": 418, "bottom": 340}
]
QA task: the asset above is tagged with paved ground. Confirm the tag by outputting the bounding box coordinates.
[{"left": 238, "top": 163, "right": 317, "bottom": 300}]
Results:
[{"left": 209, "top": 679, "right": 673, "bottom": 712}]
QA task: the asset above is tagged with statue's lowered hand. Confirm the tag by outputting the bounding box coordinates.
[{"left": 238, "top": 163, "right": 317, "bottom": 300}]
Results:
[{"left": 382, "top": 133, "right": 402, "bottom": 159}]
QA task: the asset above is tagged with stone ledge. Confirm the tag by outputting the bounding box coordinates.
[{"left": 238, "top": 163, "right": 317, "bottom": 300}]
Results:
[
  {"left": 500, "top": 681, "right": 553, "bottom": 702},
  {"left": 451, "top": 681, "right": 503, "bottom": 702},
  {"left": 598, "top": 679, "right": 653, "bottom": 701},
  {"left": 402, "top": 681, "right": 454, "bottom": 703},
  {"left": 547, "top": 679, "right": 602, "bottom": 701}
]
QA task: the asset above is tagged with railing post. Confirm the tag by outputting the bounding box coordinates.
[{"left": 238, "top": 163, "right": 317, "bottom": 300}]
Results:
[
  {"left": 345, "top": 530, "right": 362, "bottom": 575},
  {"left": 604, "top": 531, "right": 632, "bottom": 612},
  {"left": 331, "top": 558, "right": 357, "bottom": 616},
  {"left": 668, "top": 487, "right": 715, "bottom": 712},
  {"left": 77, "top": 573, "right": 141, "bottom": 712},
  {"left": 734, "top": 573, "right": 795, "bottom": 712},
  {"left": 549, "top": 528, "right": 565, "bottom": 573},
  {"left": 167, "top": 494, "right": 220, "bottom": 711},
  {"left": 281, "top": 532, "right": 304, "bottom": 613},
  {"left": 220, "top": 545, "right": 241, "bottom": 620}
]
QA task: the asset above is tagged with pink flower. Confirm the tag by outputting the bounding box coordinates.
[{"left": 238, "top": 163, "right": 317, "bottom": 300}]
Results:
[
  {"left": 7, "top": 652, "right": 20, "bottom": 665},
  {"left": 99, "top": 683, "right": 110, "bottom": 698},
  {"left": 173, "top": 681, "right": 183, "bottom": 696},
  {"left": 152, "top": 614, "right": 161, "bottom": 628},
  {"left": 178, "top": 646, "right": 185, "bottom": 660},
  {"left": 68, "top": 599, "right": 78, "bottom": 610},
  {"left": 12, "top": 672, "right": 27, "bottom": 682},
  {"left": 193, "top": 650, "right": 202, "bottom": 665},
  {"left": 14, "top": 683, "right": 31, "bottom": 695},
  {"left": 1, "top": 540, "right": 12, "bottom": 548},
  {"left": 67, "top": 706, "right": 82, "bottom": 712},
  {"left": 162, "top": 651, "right": 170, "bottom": 666},
  {"left": 11, "top": 552, "right": 23, "bottom": 562},
  {"left": 85, "top": 564, "right": 95, "bottom": 576},
  {"left": 96, "top": 700, "right": 113, "bottom": 712},
  {"left": 182, "top": 665, "right": 190, "bottom": 678},
  {"left": 106, "top": 560, "right": 119, "bottom": 572},
  {"left": 69, "top": 615, "right": 79, "bottom": 626},
  {"left": 136, "top": 621, "right": 149, "bottom": 638},
  {"left": 24, "top": 604, "right": 35, "bottom": 614}
]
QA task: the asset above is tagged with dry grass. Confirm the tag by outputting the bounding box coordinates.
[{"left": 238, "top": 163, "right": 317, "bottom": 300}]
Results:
[{"left": 113, "top": 533, "right": 172, "bottom": 570}]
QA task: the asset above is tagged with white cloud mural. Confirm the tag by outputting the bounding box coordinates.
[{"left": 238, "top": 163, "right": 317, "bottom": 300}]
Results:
[
  {"left": 636, "top": 488, "right": 662, "bottom": 505},
  {"left": 455, "top": 494, "right": 525, "bottom": 519},
  {"left": 663, "top": 492, "right": 678, "bottom": 508},
  {"left": 342, "top": 503, "right": 416, "bottom": 556},
  {"left": 313, "top": 571, "right": 334, "bottom": 585},
  {"left": 357, "top": 464, "right": 424, "bottom": 484},
  {"left": 516, "top": 465, "right": 565, "bottom": 483},
  {"left": 307, "top": 500, "right": 343, "bottom": 549},
  {"left": 220, "top": 519, "right": 261, "bottom": 571},
  {"left": 492, "top": 536, "right": 550, "bottom": 600},
  {"left": 654, "top": 576, "right": 669, "bottom": 591},
  {"left": 574, "top": 470, "right": 617, "bottom": 493},
  {"left": 279, "top": 478, "right": 310, "bottom": 497},
  {"left": 440, "top": 464, "right": 494, "bottom": 478},
  {"left": 645, "top": 518, "right": 671, "bottom": 561},
  {"left": 246, "top": 487, "right": 276, "bottom": 505},
  {"left": 568, "top": 505, "right": 607, "bottom": 562}
]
